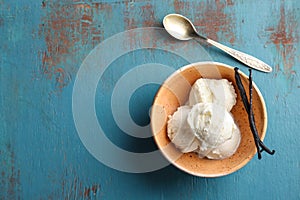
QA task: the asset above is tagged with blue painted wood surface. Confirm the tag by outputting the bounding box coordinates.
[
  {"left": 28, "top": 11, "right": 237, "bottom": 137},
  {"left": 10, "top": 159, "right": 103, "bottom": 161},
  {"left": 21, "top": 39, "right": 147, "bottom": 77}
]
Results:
[{"left": 1, "top": 0, "right": 299, "bottom": 199}]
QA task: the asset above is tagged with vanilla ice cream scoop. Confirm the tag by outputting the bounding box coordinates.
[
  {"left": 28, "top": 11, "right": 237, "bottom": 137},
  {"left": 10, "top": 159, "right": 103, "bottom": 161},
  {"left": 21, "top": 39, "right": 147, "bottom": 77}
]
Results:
[
  {"left": 187, "top": 103, "right": 239, "bottom": 156},
  {"left": 206, "top": 125, "right": 241, "bottom": 159},
  {"left": 167, "top": 106, "right": 199, "bottom": 153},
  {"left": 167, "top": 78, "right": 241, "bottom": 160},
  {"left": 188, "top": 79, "right": 236, "bottom": 111}
]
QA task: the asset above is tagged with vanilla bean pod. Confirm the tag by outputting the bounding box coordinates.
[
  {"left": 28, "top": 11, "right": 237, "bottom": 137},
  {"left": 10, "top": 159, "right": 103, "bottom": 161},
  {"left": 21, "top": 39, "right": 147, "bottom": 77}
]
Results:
[
  {"left": 259, "top": 141, "right": 275, "bottom": 154},
  {"left": 248, "top": 69, "right": 275, "bottom": 156},
  {"left": 248, "top": 69, "right": 262, "bottom": 159},
  {"left": 234, "top": 67, "right": 275, "bottom": 159},
  {"left": 234, "top": 68, "right": 250, "bottom": 113}
]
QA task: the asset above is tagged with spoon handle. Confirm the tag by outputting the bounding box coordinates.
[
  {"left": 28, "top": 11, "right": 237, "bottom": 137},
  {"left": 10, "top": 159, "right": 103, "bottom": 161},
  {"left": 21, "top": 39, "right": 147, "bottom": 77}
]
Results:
[{"left": 206, "top": 39, "right": 272, "bottom": 73}]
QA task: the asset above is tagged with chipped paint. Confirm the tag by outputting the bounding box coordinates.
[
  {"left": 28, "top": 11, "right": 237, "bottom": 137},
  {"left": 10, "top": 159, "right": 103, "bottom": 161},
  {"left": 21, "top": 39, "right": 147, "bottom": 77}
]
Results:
[
  {"left": 194, "top": 0, "right": 235, "bottom": 43},
  {"left": 0, "top": 144, "right": 21, "bottom": 200},
  {"left": 91, "top": 184, "right": 100, "bottom": 195},
  {"left": 123, "top": 3, "right": 157, "bottom": 29},
  {"left": 84, "top": 184, "right": 100, "bottom": 198},
  {"left": 268, "top": 3, "right": 298, "bottom": 76},
  {"left": 39, "top": 1, "right": 107, "bottom": 91},
  {"left": 226, "top": 0, "right": 234, "bottom": 6},
  {"left": 173, "top": 0, "right": 186, "bottom": 12},
  {"left": 54, "top": 67, "right": 71, "bottom": 89},
  {"left": 0, "top": 17, "right": 3, "bottom": 26},
  {"left": 83, "top": 187, "right": 90, "bottom": 197},
  {"left": 93, "top": 2, "right": 112, "bottom": 14},
  {"left": 174, "top": 0, "right": 236, "bottom": 44},
  {"left": 41, "top": 1, "right": 46, "bottom": 8},
  {"left": 46, "top": 167, "right": 101, "bottom": 199},
  {"left": 124, "top": 12, "right": 137, "bottom": 30},
  {"left": 123, "top": 2, "right": 159, "bottom": 49},
  {"left": 141, "top": 4, "right": 156, "bottom": 27}
]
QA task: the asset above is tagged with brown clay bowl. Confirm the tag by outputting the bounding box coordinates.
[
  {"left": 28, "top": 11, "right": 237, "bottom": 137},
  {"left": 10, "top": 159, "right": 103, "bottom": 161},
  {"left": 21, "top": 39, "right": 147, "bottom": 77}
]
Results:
[{"left": 151, "top": 62, "right": 267, "bottom": 177}]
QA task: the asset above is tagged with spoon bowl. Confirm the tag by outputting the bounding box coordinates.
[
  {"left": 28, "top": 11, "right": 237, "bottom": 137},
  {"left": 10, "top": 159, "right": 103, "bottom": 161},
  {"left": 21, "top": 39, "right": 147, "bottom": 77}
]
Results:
[{"left": 163, "top": 14, "right": 198, "bottom": 40}]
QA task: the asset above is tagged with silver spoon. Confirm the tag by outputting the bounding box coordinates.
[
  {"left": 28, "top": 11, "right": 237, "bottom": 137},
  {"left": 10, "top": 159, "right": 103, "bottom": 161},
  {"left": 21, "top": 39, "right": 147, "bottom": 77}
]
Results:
[{"left": 163, "top": 14, "right": 272, "bottom": 73}]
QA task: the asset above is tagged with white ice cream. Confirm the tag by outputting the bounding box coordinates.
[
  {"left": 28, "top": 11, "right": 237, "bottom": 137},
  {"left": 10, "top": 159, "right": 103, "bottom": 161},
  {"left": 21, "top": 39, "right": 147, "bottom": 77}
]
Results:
[
  {"left": 188, "top": 78, "right": 237, "bottom": 111},
  {"left": 206, "top": 125, "right": 241, "bottom": 159},
  {"left": 187, "top": 103, "right": 241, "bottom": 159},
  {"left": 167, "top": 78, "right": 241, "bottom": 160},
  {"left": 167, "top": 106, "right": 199, "bottom": 153}
]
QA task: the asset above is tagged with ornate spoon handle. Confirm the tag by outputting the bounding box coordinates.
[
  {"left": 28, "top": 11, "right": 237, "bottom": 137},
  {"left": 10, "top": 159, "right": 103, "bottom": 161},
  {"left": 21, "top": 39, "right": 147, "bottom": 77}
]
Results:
[{"left": 207, "top": 39, "right": 272, "bottom": 73}]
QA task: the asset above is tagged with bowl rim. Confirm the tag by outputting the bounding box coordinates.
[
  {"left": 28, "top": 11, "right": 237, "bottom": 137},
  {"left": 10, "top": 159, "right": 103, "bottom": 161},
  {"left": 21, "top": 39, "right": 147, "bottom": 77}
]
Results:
[{"left": 151, "top": 61, "right": 268, "bottom": 177}]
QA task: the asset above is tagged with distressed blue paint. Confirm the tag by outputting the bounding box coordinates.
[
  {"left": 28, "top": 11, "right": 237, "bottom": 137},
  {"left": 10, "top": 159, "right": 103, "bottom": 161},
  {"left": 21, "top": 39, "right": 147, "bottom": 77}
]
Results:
[{"left": 0, "top": 0, "right": 299, "bottom": 199}]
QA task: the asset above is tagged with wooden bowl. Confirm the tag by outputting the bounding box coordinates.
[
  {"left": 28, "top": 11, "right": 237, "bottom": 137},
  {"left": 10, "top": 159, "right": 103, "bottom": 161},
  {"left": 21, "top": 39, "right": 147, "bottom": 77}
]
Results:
[{"left": 151, "top": 62, "right": 267, "bottom": 177}]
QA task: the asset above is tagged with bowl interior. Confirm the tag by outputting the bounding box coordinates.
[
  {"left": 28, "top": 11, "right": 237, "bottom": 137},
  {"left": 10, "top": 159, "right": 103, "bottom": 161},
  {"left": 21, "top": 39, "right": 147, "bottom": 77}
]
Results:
[{"left": 151, "top": 62, "right": 267, "bottom": 177}]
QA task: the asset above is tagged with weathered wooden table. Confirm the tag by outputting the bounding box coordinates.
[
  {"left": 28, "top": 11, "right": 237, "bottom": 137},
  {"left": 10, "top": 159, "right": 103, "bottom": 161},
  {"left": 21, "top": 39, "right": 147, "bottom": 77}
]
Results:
[{"left": 1, "top": 0, "right": 299, "bottom": 199}]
